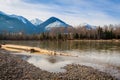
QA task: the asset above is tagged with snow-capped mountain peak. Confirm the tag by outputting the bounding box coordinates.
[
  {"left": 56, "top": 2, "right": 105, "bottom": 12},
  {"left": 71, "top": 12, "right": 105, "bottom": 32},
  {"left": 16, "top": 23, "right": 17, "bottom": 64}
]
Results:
[
  {"left": 31, "top": 18, "right": 43, "bottom": 26},
  {"left": 80, "top": 23, "right": 96, "bottom": 29},
  {"left": 38, "top": 17, "right": 70, "bottom": 31}
]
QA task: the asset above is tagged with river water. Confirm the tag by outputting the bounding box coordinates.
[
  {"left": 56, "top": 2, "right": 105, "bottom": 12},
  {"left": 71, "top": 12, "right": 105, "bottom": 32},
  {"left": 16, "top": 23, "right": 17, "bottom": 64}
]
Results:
[{"left": 1, "top": 40, "right": 120, "bottom": 79}]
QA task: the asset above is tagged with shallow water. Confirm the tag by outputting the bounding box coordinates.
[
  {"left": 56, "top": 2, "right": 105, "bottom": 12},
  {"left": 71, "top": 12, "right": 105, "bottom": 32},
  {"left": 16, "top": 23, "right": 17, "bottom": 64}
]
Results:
[{"left": 1, "top": 40, "right": 120, "bottom": 79}]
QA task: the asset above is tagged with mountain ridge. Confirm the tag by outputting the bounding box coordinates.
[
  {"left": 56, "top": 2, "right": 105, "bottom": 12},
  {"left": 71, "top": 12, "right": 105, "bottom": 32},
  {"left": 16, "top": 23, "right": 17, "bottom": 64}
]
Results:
[{"left": 0, "top": 11, "right": 96, "bottom": 34}]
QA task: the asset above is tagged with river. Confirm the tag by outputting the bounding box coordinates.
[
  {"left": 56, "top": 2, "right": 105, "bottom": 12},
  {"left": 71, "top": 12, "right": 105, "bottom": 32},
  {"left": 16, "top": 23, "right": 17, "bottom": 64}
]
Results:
[{"left": 1, "top": 40, "right": 120, "bottom": 79}]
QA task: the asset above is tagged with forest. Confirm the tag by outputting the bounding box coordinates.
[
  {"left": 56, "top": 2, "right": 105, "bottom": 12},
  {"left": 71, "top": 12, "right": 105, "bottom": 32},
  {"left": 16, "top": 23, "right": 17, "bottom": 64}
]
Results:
[{"left": 0, "top": 24, "right": 120, "bottom": 40}]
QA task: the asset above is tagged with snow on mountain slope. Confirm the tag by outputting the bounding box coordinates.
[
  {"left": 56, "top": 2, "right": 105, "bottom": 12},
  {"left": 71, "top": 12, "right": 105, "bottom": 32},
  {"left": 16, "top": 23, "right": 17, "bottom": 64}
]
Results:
[
  {"left": 45, "top": 21, "right": 68, "bottom": 30},
  {"left": 0, "top": 11, "right": 7, "bottom": 15},
  {"left": 10, "top": 15, "right": 27, "bottom": 24}
]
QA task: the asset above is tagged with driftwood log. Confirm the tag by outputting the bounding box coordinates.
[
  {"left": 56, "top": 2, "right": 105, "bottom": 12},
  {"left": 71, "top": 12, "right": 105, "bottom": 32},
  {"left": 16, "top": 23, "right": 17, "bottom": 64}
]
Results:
[{"left": 1, "top": 44, "right": 78, "bottom": 57}]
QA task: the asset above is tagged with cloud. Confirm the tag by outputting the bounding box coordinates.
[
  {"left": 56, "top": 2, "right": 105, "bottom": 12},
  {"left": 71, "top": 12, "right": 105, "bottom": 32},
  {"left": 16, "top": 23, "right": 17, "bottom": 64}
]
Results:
[{"left": 0, "top": 0, "right": 120, "bottom": 26}]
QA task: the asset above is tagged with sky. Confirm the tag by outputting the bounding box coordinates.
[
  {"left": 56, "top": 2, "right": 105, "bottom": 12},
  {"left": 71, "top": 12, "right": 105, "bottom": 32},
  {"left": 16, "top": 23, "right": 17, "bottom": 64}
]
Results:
[{"left": 0, "top": 0, "right": 120, "bottom": 26}]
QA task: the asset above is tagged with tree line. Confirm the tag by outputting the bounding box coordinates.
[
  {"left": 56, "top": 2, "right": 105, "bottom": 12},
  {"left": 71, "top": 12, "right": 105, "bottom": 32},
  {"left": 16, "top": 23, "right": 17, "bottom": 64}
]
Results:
[{"left": 0, "top": 24, "right": 120, "bottom": 40}]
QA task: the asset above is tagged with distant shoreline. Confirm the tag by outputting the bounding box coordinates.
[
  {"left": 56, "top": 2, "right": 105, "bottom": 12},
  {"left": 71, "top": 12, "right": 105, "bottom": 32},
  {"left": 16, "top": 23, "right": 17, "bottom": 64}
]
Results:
[
  {"left": 68, "top": 39, "right": 120, "bottom": 42},
  {"left": 0, "top": 39, "right": 120, "bottom": 42}
]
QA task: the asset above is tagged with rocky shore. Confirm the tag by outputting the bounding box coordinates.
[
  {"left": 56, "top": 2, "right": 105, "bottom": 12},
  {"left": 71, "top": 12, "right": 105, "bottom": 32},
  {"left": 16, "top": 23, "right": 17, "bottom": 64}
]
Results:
[{"left": 0, "top": 51, "right": 117, "bottom": 80}]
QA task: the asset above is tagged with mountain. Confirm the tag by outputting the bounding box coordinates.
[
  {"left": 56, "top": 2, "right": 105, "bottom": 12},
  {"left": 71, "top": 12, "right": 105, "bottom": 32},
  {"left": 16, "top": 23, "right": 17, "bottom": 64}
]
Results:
[
  {"left": 0, "top": 11, "right": 70, "bottom": 34},
  {"left": 79, "top": 23, "right": 96, "bottom": 29},
  {"left": 0, "top": 11, "right": 40, "bottom": 34},
  {"left": 38, "top": 17, "right": 70, "bottom": 32},
  {"left": 31, "top": 18, "right": 43, "bottom": 26}
]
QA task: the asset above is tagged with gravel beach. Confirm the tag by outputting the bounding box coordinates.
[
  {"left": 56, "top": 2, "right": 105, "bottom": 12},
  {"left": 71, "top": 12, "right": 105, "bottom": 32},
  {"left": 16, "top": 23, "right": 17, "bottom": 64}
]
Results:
[{"left": 0, "top": 50, "right": 117, "bottom": 80}]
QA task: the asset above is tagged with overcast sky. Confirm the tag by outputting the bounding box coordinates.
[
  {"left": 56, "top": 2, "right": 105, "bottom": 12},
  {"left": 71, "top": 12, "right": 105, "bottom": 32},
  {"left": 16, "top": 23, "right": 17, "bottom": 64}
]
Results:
[{"left": 0, "top": 0, "right": 120, "bottom": 26}]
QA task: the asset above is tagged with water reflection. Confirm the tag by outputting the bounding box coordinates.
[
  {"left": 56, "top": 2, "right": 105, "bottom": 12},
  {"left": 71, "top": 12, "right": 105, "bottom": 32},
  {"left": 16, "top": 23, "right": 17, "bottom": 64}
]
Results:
[
  {"left": 13, "top": 49, "right": 120, "bottom": 79},
  {"left": 26, "top": 55, "right": 72, "bottom": 72},
  {"left": 47, "top": 57, "right": 58, "bottom": 63},
  {"left": 1, "top": 40, "right": 120, "bottom": 51}
]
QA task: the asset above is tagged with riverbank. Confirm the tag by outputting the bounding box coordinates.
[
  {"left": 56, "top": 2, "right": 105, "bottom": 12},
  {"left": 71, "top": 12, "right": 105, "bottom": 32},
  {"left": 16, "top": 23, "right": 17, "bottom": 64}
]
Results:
[
  {"left": 69, "top": 39, "right": 120, "bottom": 42},
  {"left": 0, "top": 50, "right": 117, "bottom": 80}
]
